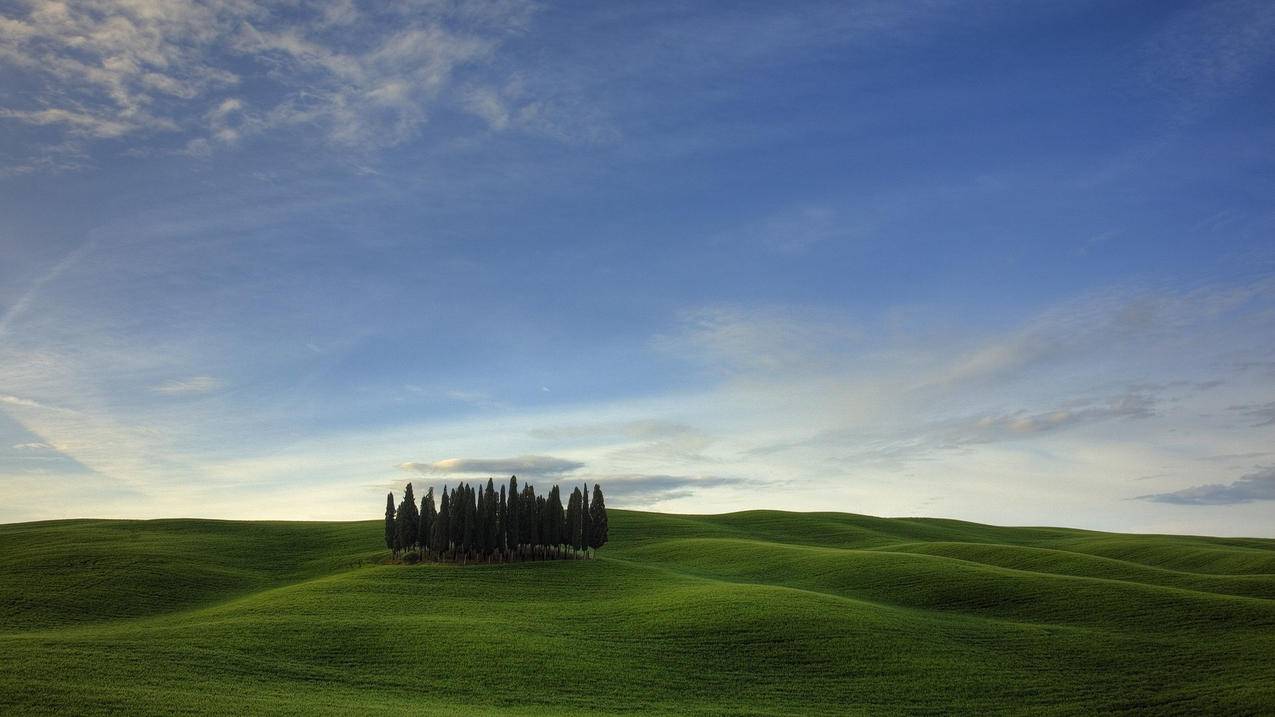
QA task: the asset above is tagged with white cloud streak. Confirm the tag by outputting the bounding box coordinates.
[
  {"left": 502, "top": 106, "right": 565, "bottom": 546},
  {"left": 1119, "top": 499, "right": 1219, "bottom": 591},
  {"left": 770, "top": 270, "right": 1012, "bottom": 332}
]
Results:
[
  {"left": 1138, "top": 467, "right": 1275, "bottom": 506},
  {"left": 579, "top": 474, "right": 752, "bottom": 507},
  {"left": 399, "top": 455, "right": 584, "bottom": 477},
  {"left": 152, "top": 376, "right": 223, "bottom": 396}
]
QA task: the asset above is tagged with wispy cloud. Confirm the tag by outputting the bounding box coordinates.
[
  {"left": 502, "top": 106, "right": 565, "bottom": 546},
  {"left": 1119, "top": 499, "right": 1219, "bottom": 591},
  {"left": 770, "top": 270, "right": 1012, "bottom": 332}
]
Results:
[
  {"left": 0, "top": 394, "right": 44, "bottom": 409},
  {"left": 0, "top": 108, "right": 135, "bottom": 138},
  {"left": 1137, "top": 467, "right": 1275, "bottom": 506},
  {"left": 752, "top": 391, "right": 1159, "bottom": 469},
  {"left": 958, "top": 392, "right": 1156, "bottom": 438},
  {"left": 152, "top": 376, "right": 223, "bottom": 396},
  {"left": 1228, "top": 401, "right": 1275, "bottom": 427},
  {"left": 399, "top": 455, "right": 584, "bottom": 477},
  {"left": 1138, "top": 0, "right": 1275, "bottom": 128},
  {"left": 1088, "top": 0, "right": 1275, "bottom": 183},
  {"left": 583, "top": 473, "right": 751, "bottom": 507},
  {"left": 0, "top": 239, "right": 97, "bottom": 338},
  {"left": 0, "top": 0, "right": 245, "bottom": 159},
  {"left": 0, "top": 393, "right": 78, "bottom": 413},
  {"left": 1195, "top": 452, "right": 1274, "bottom": 464},
  {"left": 927, "top": 278, "right": 1275, "bottom": 389},
  {"left": 401, "top": 385, "right": 506, "bottom": 410},
  {"left": 0, "top": 0, "right": 540, "bottom": 167},
  {"left": 653, "top": 304, "right": 860, "bottom": 377},
  {"left": 229, "top": 19, "right": 496, "bottom": 149},
  {"left": 733, "top": 204, "right": 863, "bottom": 254},
  {"left": 528, "top": 419, "right": 700, "bottom": 442}
]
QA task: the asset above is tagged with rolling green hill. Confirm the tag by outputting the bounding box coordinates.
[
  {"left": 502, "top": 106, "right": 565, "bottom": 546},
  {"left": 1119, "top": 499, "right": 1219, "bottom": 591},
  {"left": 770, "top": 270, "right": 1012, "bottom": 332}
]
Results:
[{"left": 1, "top": 510, "right": 1273, "bottom": 715}]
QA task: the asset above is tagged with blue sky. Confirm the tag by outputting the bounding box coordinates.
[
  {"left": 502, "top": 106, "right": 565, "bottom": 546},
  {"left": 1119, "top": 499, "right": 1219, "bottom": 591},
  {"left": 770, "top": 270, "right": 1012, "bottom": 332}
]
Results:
[{"left": 1, "top": 0, "right": 1274, "bottom": 535}]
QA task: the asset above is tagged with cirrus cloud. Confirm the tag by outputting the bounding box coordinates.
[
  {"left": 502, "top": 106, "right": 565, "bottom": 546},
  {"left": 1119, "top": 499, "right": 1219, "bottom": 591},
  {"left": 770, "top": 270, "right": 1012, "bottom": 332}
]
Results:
[
  {"left": 152, "top": 376, "right": 223, "bottom": 396},
  {"left": 0, "top": 0, "right": 540, "bottom": 167},
  {"left": 1137, "top": 467, "right": 1275, "bottom": 506},
  {"left": 399, "top": 454, "right": 583, "bottom": 477},
  {"left": 582, "top": 474, "right": 753, "bottom": 507}
]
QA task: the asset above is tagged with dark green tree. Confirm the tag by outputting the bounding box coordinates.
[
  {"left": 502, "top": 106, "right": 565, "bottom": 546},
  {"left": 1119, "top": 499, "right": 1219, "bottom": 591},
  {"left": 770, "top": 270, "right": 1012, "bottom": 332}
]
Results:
[
  {"left": 394, "top": 483, "right": 418, "bottom": 556},
  {"left": 558, "top": 485, "right": 570, "bottom": 546},
  {"left": 496, "top": 484, "right": 507, "bottom": 552},
  {"left": 453, "top": 482, "right": 465, "bottom": 553},
  {"left": 433, "top": 487, "right": 451, "bottom": 555},
  {"left": 485, "top": 479, "right": 497, "bottom": 553},
  {"left": 462, "top": 483, "right": 473, "bottom": 552},
  {"left": 471, "top": 484, "right": 484, "bottom": 553},
  {"left": 384, "top": 492, "right": 396, "bottom": 554},
  {"left": 568, "top": 486, "right": 584, "bottom": 550},
  {"left": 535, "top": 494, "right": 546, "bottom": 547},
  {"left": 542, "top": 491, "right": 553, "bottom": 548},
  {"left": 463, "top": 483, "right": 476, "bottom": 554},
  {"left": 560, "top": 486, "right": 571, "bottom": 545},
  {"left": 545, "top": 485, "right": 561, "bottom": 546},
  {"left": 581, "top": 484, "right": 592, "bottom": 553},
  {"left": 520, "top": 485, "right": 537, "bottom": 546},
  {"left": 589, "top": 483, "right": 608, "bottom": 550},
  {"left": 420, "top": 487, "right": 436, "bottom": 555},
  {"left": 507, "top": 476, "right": 519, "bottom": 550},
  {"left": 449, "top": 482, "right": 464, "bottom": 549}
]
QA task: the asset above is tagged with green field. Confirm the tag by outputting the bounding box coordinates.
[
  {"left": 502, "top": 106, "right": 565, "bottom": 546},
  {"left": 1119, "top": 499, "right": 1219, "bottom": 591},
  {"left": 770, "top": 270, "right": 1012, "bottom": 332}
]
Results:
[{"left": 1, "top": 510, "right": 1273, "bottom": 715}]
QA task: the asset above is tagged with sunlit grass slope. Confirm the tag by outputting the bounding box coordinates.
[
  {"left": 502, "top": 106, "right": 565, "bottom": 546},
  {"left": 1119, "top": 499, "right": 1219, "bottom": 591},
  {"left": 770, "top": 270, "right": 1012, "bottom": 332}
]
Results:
[{"left": 1, "top": 510, "right": 1273, "bottom": 715}]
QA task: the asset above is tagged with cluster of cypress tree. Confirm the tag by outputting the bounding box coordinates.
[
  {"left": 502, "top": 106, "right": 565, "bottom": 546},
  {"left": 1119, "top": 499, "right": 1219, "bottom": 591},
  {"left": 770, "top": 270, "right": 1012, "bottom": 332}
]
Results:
[{"left": 383, "top": 476, "right": 608, "bottom": 563}]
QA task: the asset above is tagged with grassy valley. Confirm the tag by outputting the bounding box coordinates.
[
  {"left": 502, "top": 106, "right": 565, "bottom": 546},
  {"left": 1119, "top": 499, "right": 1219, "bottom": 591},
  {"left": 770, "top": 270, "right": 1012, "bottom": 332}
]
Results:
[{"left": 1, "top": 510, "right": 1273, "bottom": 715}]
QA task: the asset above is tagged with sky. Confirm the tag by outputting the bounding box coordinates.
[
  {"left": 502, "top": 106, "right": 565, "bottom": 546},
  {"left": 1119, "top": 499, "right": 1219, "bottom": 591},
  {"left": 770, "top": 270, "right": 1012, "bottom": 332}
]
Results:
[{"left": 1, "top": 0, "right": 1273, "bottom": 536}]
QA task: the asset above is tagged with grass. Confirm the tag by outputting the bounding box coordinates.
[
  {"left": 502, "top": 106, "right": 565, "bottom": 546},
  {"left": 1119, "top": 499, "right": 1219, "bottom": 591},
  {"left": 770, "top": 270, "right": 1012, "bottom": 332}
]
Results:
[{"left": 0, "top": 510, "right": 1272, "bottom": 715}]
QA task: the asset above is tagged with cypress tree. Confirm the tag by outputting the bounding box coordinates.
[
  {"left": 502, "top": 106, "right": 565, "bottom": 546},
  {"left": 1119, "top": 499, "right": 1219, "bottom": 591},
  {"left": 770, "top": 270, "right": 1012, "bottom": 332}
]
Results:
[
  {"left": 542, "top": 491, "right": 553, "bottom": 548},
  {"left": 433, "top": 487, "right": 451, "bottom": 556},
  {"left": 394, "top": 483, "right": 418, "bottom": 556},
  {"left": 520, "top": 485, "right": 536, "bottom": 547},
  {"left": 581, "top": 485, "right": 592, "bottom": 553},
  {"left": 474, "top": 484, "right": 481, "bottom": 553},
  {"left": 557, "top": 485, "right": 568, "bottom": 545},
  {"left": 481, "top": 479, "right": 497, "bottom": 553},
  {"left": 420, "top": 487, "right": 436, "bottom": 555},
  {"left": 464, "top": 484, "right": 477, "bottom": 554},
  {"left": 507, "top": 476, "right": 519, "bottom": 550},
  {"left": 535, "top": 489, "right": 545, "bottom": 546},
  {"left": 496, "top": 484, "right": 507, "bottom": 552},
  {"left": 466, "top": 483, "right": 475, "bottom": 545},
  {"left": 450, "top": 482, "right": 464, "bottom": 549},
  {"left": 563, "top": 488, "right": 575, "bottom": 550},
  {"left": 560, "top": 487, "right": 570, "bottom": 545},
  {"left": 589, "top": 483, "right": 608, "bottom": 550},
  {"left": 559, "top": 489, "right": 565, "bottom": 545},
  {"left": 545, "top": 482, "right": 561, "bottom": 543},
  {"left": 569, "top": 486, "right": 584, "bottom": 550},
  {"left": 393, "top": 504, "right": 406, "bottom": 554},
  {"left": 481, "top": 484, "right": 493, "bottom": 555},
  {"left": 453, "top": 479, "right": 464, "bottom": 546},
  {"left": 576, "top": 484, "right": 583, "bottom": 546},
  {"left": 455, "top": 483, "right": 467, "bottom": 553},
  {"left": 409, "top": 484, "right": 420, "bottom": 533},
  {"left": 384, "top": 492, "right": 396, "bottom": 554},
  {"left": 462, "top": 483, "right": 472, "bottom": 553},
  {"left": 473, "top": 484, "right": 481, "bottom": 552}
]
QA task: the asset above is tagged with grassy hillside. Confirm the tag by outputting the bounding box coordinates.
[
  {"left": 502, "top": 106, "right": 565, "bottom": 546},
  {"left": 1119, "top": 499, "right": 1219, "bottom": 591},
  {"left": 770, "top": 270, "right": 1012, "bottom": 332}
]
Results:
[{"left": 1, "top": 511, "right": 1273, "bottom": 715}]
